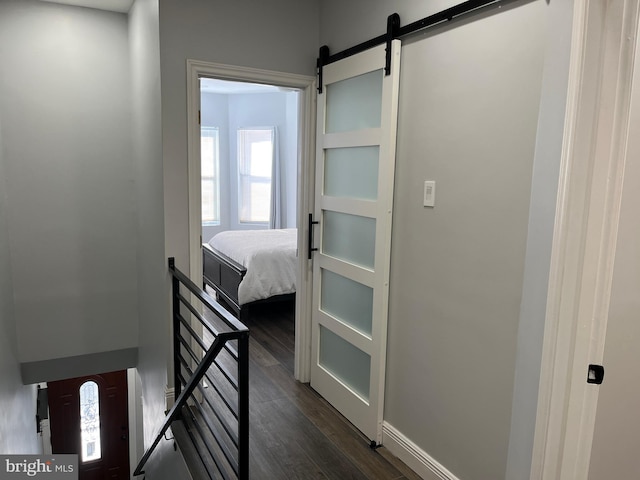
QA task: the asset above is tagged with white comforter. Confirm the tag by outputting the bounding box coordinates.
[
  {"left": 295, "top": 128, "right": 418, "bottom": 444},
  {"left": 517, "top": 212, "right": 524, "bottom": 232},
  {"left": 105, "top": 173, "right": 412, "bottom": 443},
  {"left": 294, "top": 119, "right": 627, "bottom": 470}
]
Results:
[{"left": 208, "top": 228, "right": 297, "bottom": 305}]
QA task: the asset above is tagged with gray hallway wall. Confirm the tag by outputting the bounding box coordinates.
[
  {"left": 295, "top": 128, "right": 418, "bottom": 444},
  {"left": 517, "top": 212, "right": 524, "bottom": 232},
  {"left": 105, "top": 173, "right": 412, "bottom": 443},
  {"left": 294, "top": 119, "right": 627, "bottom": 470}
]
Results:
[
  {"left": 159, "top": 0, "right": 320, "bottom": 273},
  {"left": 0, "top": 0, "right": 139, "bottom": 368},
  {"left": 0, "top": 114, "right": 40, "bottom": 455},
  {"left": 319, "top": 1, "right": 555, "bottom": 479}
]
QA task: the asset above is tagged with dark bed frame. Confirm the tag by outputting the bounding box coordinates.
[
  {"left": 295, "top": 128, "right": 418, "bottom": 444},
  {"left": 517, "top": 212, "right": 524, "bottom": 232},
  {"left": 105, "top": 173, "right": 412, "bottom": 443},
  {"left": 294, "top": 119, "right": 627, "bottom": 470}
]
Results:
[{"left": 202, "top": 243, "right": 294, "bottom": 322}]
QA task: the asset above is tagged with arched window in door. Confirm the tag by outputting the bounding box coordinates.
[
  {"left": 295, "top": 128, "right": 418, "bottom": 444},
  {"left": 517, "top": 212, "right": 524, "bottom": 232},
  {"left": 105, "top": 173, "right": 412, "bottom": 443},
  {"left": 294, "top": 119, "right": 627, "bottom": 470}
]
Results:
[{"left": 79, "top": 380, "right": 101, "bottom": 462}]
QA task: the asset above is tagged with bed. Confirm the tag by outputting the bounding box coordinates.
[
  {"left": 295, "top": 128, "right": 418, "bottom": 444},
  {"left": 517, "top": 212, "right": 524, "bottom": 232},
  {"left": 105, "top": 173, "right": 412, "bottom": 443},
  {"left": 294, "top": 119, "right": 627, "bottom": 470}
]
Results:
[{"left": 202, "top": 228, "right": 297, "bottom": 320}]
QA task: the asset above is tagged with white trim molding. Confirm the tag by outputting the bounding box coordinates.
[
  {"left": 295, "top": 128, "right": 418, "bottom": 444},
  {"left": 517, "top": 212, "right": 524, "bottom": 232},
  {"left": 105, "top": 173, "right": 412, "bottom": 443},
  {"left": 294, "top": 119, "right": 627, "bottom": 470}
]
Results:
[
  {"left": 293, "top": 77, "right": 317, "bottom": 383},
  {"left": 382, "top": 422, "right": 460, "bottom": 480},
  {"left": 531, "top": 1, "right": 640, "bottom": 479},
  {"left": 185, "top": 59, "right": 316, "bottom": 383},
  {"left": 165, "top": 385, "right": 175, "bottom": 411},
  {"left": 186, "top": 60, "right": 316, "bottom": 283}
]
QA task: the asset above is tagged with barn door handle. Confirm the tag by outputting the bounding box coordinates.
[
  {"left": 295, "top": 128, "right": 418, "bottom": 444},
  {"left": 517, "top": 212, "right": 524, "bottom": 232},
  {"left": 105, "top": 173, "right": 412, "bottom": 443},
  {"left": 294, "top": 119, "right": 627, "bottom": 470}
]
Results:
[{"left": 308, "top": 213, "right": 319, "bottom": 259}]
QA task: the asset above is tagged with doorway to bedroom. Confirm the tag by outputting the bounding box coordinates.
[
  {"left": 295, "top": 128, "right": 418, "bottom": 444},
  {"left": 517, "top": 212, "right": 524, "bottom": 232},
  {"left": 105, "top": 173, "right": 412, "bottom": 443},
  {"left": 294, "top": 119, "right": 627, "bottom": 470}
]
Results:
[
  {"left": 186, "top": 60, "right": 316, "bottom": 382},
  {"left": 199, "top": 78, "right": 299, "bottom": 240},
  {"left": 199, "top": 77, "right": 299, "bottom": 322}
]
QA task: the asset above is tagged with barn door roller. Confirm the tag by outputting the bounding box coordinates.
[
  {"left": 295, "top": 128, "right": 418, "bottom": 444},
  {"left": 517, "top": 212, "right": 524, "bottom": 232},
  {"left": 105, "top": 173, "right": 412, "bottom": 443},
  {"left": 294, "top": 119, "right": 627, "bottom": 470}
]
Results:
[{"left": 316, "top": 0, "right": 509, "bottom": 93}]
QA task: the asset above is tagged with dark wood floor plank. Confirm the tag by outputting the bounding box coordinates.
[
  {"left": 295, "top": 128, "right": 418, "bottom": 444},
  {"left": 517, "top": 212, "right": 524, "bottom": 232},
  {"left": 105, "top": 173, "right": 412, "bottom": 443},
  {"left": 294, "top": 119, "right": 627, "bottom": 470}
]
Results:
[
  {"left": 256, "top": 362, "right": 410, "bottom": 480},
  {"left": 248, "top": 335, "right": 280, "bottom": 368},
  {"left": 249, "top": 398, "right": 328, "bottom": 479},
  {"left": 190, "top": 299, "right": 421, "bottom": 479},
  {"left": 251, "top": 397, "right": 367, "bottom": 480},
  {"left": 248, "top": 356, "right": 287, "bottom": 406},
  {"left": 269, "top": 394, "right": 370, "bottom": 480},
  {"left": 246, "top": 318, "right": 295, "bottom": 374}
]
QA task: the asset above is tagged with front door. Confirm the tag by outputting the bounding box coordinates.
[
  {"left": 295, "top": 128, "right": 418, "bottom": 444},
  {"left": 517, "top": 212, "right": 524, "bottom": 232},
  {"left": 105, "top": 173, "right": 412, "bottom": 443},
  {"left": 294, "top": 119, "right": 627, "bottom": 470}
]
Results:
[
  {"left": 48, "top": 370, "right": 130, "bottom": 480},
  {"left": 310, "top": 40, "right": 401, "bottom": 444}
]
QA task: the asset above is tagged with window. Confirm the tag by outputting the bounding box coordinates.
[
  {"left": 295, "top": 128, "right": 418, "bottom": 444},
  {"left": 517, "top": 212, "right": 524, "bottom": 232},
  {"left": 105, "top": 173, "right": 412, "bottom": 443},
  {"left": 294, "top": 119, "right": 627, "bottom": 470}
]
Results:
[
  {"left": 202, "top": 127, "right": 220, "bottom": 225},
  {"left": 79, "top": 381, "right": 101, "bottom": 462},
  {"left": 238, "top": 128, "right": 274, "bottom": 224}
]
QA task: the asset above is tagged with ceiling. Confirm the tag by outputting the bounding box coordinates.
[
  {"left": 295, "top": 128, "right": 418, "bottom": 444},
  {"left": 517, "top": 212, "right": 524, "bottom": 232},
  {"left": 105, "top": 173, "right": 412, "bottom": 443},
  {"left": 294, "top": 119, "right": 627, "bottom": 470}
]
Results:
[
  {"left": 38, "top": 0, "right": 135, "bottom": 13},
  {"left": 34, "top": 2, "right": 291, "bottom": 97}
]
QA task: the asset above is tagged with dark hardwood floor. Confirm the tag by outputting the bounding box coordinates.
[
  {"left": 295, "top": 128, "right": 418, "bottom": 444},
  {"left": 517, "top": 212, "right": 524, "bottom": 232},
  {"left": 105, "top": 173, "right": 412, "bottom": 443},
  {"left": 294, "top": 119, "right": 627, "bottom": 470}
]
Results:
[{"left": 235, "top": 300, "right": 422, "bottom": 480}]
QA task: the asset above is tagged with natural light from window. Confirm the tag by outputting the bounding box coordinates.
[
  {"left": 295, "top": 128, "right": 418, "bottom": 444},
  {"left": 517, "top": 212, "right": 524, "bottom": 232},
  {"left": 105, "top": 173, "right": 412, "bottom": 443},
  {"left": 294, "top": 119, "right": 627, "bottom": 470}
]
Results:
[
  {"left": 202, "top": 127, "right": 220, "bottom": 225},
  {"left": 238, "top": 128, "right": 274, "bottom": 224},
  {"left": 79, "top": 380, "right": 101, "bottom": 462}
]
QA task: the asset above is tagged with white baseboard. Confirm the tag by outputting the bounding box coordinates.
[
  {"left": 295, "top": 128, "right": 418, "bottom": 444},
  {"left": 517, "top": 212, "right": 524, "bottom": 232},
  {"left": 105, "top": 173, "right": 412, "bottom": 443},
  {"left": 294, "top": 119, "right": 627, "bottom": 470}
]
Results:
[
  {"left": 165, "top": 386, "right": 175, "bottom": 411},
  {"left": 382, "top": 422, "right": 461, "bottom": 480}
]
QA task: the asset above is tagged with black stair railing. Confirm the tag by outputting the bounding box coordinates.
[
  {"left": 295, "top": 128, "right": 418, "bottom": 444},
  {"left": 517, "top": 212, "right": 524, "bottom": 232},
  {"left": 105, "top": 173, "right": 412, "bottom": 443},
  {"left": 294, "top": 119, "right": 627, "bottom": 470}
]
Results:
[{"left": 134, "top": 257, "right": 249, "bottom": 479}]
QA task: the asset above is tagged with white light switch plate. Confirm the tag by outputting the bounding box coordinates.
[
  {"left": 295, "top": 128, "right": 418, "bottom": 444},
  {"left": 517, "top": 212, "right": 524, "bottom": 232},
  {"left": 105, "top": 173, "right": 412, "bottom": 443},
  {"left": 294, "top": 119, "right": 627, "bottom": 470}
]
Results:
[{"left": 423, "top": 180, "right": 436, "bottom": 207}]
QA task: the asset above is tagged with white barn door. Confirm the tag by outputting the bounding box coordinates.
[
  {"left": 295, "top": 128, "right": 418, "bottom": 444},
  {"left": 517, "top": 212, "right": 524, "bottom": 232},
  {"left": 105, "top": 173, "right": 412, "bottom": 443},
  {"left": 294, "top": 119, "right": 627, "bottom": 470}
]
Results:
[{"left": 310, "top": 40, "right": 401, "bottom": 444}]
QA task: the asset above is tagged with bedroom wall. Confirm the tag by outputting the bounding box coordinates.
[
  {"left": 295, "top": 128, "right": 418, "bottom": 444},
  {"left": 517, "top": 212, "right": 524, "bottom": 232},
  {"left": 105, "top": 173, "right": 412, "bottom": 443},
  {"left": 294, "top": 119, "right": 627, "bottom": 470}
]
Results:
[
  {"left": 319, "top": 1, "right": 554, "bottom": 479},
  {"left": 0, "top": 0, "right": 139, "bottom": 375},
  {"left": 201, "top": 90, "right": 299, "bottom": 242},
  {"left": 0, "top": 113, "right": 41, "bottom": 455},
  {"left": 201, "top": 92, "right": 230, "bottom": 240},
  {"left": 159, "top": 0, "right": 320, "bottom": 273},
  {"left": 284, "top": 92, "right": 299, "bottom": 228},
  {"left": 227, "top": 91, "right": 299, "bottom": 232}
]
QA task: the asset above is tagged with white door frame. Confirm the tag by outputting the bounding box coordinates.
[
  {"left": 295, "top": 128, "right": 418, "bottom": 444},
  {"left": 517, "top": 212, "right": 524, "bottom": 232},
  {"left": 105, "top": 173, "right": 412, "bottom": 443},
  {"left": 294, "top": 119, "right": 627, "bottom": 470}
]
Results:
[
  {"left": 532, "top": 1, "right": 640, "bottom": 478},
  {"left": 186, "top": 60, "right": 316, "bottom": 382}
]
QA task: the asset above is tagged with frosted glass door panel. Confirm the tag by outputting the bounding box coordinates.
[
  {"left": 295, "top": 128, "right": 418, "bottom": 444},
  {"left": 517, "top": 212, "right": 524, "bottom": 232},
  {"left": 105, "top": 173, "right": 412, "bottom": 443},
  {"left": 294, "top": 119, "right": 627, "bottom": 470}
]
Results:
[
  {"left": 321, "top": 269, "right": 373, "bottom": 336},
  {"left": 324, "top": 147, "right": 379, "bottom": 200},
  {"left": 322, "top": 211, "right": 375, "bottom": 269},
  {"left": 325, "top": 70, "right": 383, "bottom": 133},
  {"left": 319, "top": 326, "right": 371, "bottom": 401},
  {"left": 311, "top": 40, "right": 401, "bottom": 442}
]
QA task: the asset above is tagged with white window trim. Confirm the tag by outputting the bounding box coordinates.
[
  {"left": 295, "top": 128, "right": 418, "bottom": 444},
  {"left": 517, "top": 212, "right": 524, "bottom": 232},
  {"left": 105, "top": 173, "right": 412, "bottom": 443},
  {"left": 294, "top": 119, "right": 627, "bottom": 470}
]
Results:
[
  {"left": 236, "top": 126, "right": 276, "bottom": 225},
  {"left": 201, "top": 126, "right": 220, "bottom": 226}
]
